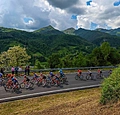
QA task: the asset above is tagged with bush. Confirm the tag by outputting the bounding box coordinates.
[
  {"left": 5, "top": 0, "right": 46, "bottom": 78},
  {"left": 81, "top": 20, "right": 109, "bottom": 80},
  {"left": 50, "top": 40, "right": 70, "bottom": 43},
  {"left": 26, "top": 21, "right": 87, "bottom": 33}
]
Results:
[{"left": 100, "top": 67, "right": 120, "bottom": 104}]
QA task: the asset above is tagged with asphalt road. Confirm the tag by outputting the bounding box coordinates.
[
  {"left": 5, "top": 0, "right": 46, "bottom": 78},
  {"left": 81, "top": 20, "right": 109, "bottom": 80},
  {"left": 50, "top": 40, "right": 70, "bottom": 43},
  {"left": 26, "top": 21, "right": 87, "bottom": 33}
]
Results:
[{"left": 0, "top": 71, "right": 110, "bottom": 101}]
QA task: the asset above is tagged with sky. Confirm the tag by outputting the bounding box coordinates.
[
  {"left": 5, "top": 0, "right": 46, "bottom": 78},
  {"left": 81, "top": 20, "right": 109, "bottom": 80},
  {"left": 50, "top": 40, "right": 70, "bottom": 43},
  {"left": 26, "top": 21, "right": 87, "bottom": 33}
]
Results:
[{"left": 0, "top": 0, "right": 120, "bottom": 31}]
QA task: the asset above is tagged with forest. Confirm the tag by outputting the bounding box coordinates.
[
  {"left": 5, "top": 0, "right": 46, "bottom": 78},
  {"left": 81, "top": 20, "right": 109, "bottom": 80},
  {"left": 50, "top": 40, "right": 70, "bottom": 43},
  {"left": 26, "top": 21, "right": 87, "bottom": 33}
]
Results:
[{"left": 0, "top": 26, "right": 120, "bottom": 68}]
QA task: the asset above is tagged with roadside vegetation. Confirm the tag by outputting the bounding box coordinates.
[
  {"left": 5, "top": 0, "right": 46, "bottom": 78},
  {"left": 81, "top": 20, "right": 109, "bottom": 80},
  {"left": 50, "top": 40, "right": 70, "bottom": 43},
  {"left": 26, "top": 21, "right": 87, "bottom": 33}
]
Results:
[
  {"left": 100, "top": 66, "right": 120, "bottom": 104},
  {"left": 0, "top": 87, "right": 120, "bottom": 115}
]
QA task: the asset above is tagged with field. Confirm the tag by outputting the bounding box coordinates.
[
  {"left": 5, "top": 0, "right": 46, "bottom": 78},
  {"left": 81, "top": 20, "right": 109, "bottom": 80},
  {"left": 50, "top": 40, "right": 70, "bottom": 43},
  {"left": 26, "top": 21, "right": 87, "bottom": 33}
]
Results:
[{"left": 0, "top": 88, "right": 120, "bottom": 115}]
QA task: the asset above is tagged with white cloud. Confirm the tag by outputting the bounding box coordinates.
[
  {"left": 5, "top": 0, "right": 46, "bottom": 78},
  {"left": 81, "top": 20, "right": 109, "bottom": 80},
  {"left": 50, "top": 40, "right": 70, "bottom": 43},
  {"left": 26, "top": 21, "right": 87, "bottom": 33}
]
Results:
[{"left": 0, "top": 0, "right": 119, "bottom": 31}]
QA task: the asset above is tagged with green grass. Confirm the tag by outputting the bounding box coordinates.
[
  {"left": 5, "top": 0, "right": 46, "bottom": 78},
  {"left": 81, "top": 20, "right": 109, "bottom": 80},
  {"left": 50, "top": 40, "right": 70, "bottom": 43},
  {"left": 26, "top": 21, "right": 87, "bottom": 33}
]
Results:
[{"left": 1, "top": 88, "right": 120, "bottom": 115}]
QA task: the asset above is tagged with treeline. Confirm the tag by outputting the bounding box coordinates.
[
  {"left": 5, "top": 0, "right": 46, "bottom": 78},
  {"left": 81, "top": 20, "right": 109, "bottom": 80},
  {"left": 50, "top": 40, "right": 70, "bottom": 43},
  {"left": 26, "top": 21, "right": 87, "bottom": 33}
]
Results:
[
  {"left": 0, "top": 42, "right": 120, "bottom": 69},
  {"left": 35, "top": 42, "right": 120, "bottom": 68}
]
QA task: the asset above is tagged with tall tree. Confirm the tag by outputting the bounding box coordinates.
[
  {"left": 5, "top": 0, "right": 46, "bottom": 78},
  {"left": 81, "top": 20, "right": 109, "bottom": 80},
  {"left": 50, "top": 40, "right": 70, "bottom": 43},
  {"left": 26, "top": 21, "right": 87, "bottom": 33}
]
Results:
[
  {"left": 48, "top": 53, "right": 61, "bottom": 68},
  {"left": 100, "top": 42, "right": 111, "bottom": 61},
  {"left": 0, "top": 46, "right": 31, "bottom": 67}
]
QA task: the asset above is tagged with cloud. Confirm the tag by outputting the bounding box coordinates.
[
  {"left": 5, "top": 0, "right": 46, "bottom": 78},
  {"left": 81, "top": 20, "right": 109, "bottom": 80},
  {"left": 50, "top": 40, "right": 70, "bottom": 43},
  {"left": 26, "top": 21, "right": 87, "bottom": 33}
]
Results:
[
  {"left": 66, "top": 6, "right": 86, "bottom": 15},
  {"left": 0, "top": 0, "right": 51, "bottom": 30},
  {"left": 46, "top": 0, "right": 79, "bottom": 9},
  {"left": 49, "top": 8, "right": 77, "bottom": 30},
  {"left": 0, "top": 0, "right": 119, "bottom": 31}
]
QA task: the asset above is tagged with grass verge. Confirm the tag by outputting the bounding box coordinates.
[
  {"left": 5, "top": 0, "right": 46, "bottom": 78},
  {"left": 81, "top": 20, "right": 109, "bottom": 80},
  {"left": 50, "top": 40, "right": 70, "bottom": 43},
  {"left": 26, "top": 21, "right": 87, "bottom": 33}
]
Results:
[{"left": 0, "top": 88, "right": 120, "bottom": 115}]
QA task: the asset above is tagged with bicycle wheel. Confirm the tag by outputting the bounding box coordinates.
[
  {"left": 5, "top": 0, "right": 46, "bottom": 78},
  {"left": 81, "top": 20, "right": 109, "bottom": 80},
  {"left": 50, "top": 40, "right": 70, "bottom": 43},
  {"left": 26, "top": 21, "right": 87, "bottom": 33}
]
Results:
[
  {"left": 20, "top": 82, "right": 25, "bottom": 89},
  {"left": 75, "top": 75, "right": 79, "bottom": 80},
  {"left": 80, "top": 75, "right": 84, "bottom": 80},
  {"left": 100, "top": 74, "right": 105, "bottom": 79},
  {"left": 29, "top": 82, "right": 34, "bottom": 88},
  {"left": 86, "top": 75, "right": 90, "bottom": 80},
  {"left": 4, "top": 84, "right": 12, "bottom": 92},
  {"left": 36, "top": 80, "right": 42, "bottom": 86},
  {"left": 91, "top": 75, "right": 96, "bottom": 80},
  {"left": 96, "top": 74, "right": 99, "bottom": 79}
]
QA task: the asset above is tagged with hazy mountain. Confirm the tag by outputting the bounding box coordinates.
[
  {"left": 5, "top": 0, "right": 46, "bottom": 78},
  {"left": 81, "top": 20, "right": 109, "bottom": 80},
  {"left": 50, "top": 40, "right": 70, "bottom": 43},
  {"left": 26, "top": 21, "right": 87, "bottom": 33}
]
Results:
[
  {"left": 63, "top": 27, "right": 120, "bottom": 47},
  {"left": 96, "top": 28, "right": 120, "bottom": 37},
  {"left": 63, "top": 27, "right": 75, "bottom": 35}
]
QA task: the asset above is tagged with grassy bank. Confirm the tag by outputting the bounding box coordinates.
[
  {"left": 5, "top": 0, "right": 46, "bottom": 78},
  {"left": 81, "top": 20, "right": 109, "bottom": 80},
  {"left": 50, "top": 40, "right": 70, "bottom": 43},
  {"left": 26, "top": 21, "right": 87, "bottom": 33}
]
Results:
[{"left": 0, "top": 88, "right": 120, "bottom": 115}]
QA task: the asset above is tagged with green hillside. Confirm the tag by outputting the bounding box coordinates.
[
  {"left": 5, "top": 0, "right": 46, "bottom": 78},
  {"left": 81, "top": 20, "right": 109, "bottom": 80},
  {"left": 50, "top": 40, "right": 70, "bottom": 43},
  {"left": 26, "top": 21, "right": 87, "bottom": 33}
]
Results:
[
  {"left": 0, "top": 26, "right": 120, "bottom": 67},
  {"left": 33, "top": 25, "right": 64, "bottom": 35},
  {"left": 63, "top": 27, "right": 120, "bottom": 47},
  {"left": 0, "top": 26, "right": 94, "bottom": 63}
]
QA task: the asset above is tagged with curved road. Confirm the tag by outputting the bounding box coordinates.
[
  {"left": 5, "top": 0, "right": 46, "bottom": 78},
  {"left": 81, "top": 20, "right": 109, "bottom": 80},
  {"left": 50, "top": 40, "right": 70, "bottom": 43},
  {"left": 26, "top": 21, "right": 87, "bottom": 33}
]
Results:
[{"left": 0, "top": 71, "right": 110, "bottom": 102}]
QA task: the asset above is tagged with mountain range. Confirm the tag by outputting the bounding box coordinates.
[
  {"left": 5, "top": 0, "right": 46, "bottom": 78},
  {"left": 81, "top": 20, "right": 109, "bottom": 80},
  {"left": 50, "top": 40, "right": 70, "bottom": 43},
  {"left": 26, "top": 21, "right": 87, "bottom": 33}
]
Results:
[{"left": 0, "top": 25, "right": 120, "bottom": 63}]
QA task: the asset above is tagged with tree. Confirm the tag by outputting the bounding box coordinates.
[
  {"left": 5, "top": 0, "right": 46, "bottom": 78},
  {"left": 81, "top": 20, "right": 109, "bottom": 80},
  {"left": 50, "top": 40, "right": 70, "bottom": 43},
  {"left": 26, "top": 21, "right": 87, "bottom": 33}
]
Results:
[
  {"left": 34, "top": 59, "right": 45, "bottom": 69},
  {"left": 0, "top": 45, "right": 31, "bottom": 67},
  {"left": 100, "top": 42, "right": 111, "bottom": 62},
  {"left": 0, "top": 51, "right": 10, "bottom": 68},
  {"left": 73, "top": 52, "right": 87, "bottom": 67},
  {"left": 48, "top": 53, "right": 62, "bottom": 68}
]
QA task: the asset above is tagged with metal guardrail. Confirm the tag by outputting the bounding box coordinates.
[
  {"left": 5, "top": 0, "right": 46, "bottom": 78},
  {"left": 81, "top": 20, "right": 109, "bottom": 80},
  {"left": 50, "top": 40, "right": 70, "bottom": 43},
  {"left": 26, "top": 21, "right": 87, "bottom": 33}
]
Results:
[{"left": 4, "top": 66, "right": 118, "bottom": 74}]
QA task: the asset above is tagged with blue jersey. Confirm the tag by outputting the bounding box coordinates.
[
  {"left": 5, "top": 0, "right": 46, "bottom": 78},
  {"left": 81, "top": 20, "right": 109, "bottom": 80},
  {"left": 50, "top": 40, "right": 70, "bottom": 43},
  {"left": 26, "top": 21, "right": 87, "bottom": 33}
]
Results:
[
  {"left": 0, "top": 73, "right": 3, "bottom": 78},
  {"left": 49, "top": 72, "right": 54, "bottom": 77},
  {"left": 59, "top": 70, "right": 64, "bottom": 77},
  {"left": 12, "top": 78, "right": 18, "bottom": 83}
]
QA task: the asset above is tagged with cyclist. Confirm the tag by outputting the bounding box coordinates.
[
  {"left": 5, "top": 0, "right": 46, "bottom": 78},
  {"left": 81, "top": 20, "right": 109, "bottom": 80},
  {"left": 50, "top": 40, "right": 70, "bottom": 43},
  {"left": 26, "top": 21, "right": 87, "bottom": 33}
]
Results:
[
  {"left": 33, "top": 72, "right": 39, "bottom": 81},
  {"left": 78, "top": 69, "right": 82, "bottom": 76},
  {"left": 11, "top": 76, "right": 19, "bottom": 88},
  {"left": 54, "top": 74, "right": 60, "bottom": 86},
  {"left": 23, "top": 75, "right": 30, "bottom": 88},
  {"left": 98, "top": 69, "right": 102, "bottom": 75},
  {"left": 59, "top": 69, "right": 67, "bottom": 82},
  {"left": 88, "top": 70, "right": 92, "bottom": 76},
  {"left": 49, "top": 71, "right": 55, "bottom": 78},
  {"left": 40, "top": 72, "right": 46, "bottom": 86},
  {"left": 23, "top": 75, "right": 30, "bottom": 83},
  {"left": 98, "top": 69, "right": 102, "bottom": 74},
  {"left": 49, "top": 71, "right": 56, "bottom": 84},
  {"left": 59, "top": 69, "right": 64, "bottom": 77},
  {"left": 109, "top": 69, "right": 112, "bottom": 74},
  {"left": 6, "top": 75, "right": 13, "bottom": 88}
]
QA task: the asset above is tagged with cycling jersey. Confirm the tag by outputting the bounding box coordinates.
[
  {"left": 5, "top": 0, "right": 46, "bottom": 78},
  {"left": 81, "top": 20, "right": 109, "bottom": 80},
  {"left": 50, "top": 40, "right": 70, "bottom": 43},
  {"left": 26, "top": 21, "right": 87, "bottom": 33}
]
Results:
[
  {"left": 34, "top": 73, "right": 39, "bottom": 78},
  {"left": 78, "top": 69, "right": 82, "bottom": 74},
  {"left": 12, "top": 77, "right": 18, "bottom": 84},
  {"left": 98, "top": 69, "right": 102, "bottom": 74},
  {"left": 26, "top": 77, "right": 30, "bottom": 82},
  {"left": 49, "top": 72, "right": 54, "bottom": 77},
  {"left": 0, "top": 73, "right": 3, "bottom": 78},
  {"left": 0, "top": 73, "right": 2, "bottom": 82},
  {"left": 43, "top": 75, "right": 46, "bottom": 79},
  {"left": 88, "top": 70, "right": 92, "bottom": 76},
  {"left": 55, "top": 75, "right": 59, "bottom": 80}
]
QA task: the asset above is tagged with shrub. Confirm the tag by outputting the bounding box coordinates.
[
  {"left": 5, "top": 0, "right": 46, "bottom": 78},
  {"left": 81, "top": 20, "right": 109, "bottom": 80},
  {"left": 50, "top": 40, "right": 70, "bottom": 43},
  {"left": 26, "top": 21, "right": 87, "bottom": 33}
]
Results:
[{"left": 100, "top": 67, "right": 120, "bottom": 104}]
